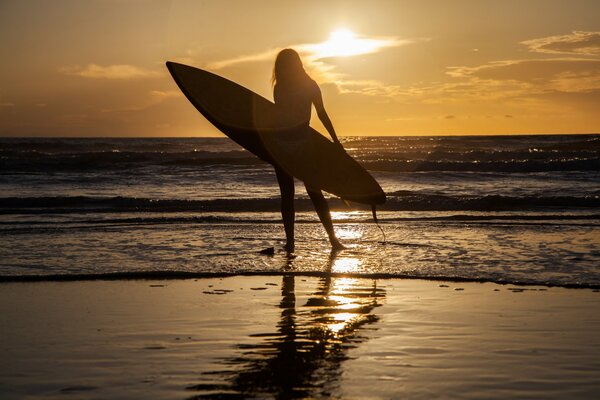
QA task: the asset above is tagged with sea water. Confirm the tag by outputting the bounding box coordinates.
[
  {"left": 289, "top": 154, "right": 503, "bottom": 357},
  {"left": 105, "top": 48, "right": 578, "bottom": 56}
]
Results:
[{"left": 1, "top": 135, "right": 599, "bottom": 286}]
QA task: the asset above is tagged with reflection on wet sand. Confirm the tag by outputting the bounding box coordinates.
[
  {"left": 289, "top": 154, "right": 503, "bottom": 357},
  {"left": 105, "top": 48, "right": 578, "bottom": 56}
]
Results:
[{"left": 187, "top": 255, "right": 385, "bottom": 399}]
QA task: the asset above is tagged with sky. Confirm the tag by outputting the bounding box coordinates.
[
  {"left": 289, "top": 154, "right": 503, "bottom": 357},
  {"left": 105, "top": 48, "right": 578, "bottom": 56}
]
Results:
[{"left": 1, "top": 0, "right": 599, "bottom": 137}]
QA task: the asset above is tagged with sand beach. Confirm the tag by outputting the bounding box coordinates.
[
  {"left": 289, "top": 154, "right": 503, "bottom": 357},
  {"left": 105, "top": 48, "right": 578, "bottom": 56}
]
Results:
[{"left": 1, "top": 276, "right": 598, "bottom": 399}]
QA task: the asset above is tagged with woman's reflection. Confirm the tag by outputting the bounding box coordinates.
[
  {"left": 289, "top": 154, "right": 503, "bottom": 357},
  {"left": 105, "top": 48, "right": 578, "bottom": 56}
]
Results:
[{"left": 188, "top": 255, "right": 385, "bottom": 399}]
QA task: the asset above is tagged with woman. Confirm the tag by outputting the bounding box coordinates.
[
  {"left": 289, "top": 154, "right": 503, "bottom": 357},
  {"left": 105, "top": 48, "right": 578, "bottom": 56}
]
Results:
[{"left": 271, "top": 48, "right": 345, "bottom": 252}]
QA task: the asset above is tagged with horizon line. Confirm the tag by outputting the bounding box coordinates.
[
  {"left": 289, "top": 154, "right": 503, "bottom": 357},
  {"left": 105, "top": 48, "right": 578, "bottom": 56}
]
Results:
[{"left": 1, "top": 132, "right": 599, "bottom": 139}]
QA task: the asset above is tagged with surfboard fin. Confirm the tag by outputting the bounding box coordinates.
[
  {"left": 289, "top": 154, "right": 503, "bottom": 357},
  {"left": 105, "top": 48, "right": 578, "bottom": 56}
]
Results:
[{"left": 372, "top": 205, "right": 386, "bottom": 244}]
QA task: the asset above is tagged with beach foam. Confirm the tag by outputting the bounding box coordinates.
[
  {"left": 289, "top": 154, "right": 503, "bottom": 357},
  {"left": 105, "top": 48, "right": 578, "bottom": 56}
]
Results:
[{"left": 1, "top": 216, "right": 599, "bottom": 288}]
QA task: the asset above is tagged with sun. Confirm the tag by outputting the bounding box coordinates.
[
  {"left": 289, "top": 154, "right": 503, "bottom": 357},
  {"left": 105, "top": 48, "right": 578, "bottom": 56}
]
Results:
[
  {"left": 325, "top": 29, "right": 360, "bottom": 56},
  {"left": 304, "top": 28, "right": 397, "bottom": 60},
  {"left": 313, "top": 28, "right": 367, "bottom": 58}
]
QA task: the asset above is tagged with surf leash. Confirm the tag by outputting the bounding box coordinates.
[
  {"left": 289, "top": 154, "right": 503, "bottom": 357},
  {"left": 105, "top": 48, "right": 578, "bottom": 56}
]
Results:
[{"left": 372, "top": 205, "right": 386, "bottom": 244}]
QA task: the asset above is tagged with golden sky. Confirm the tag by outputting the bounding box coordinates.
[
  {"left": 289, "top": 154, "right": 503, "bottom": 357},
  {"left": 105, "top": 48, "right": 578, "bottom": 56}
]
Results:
[{"left": 1, "top": 0, "right": 599, "bottom": 137}]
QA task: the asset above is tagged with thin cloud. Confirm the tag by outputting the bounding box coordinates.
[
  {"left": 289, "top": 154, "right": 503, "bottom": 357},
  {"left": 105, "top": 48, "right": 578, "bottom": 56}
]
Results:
[
  {"left": 206, "top": 31, "right": 600, "bottom": 106},
  {"left": 299, "top": 30, "right": 407, "bottom": 60},
  {"left": 334, "top": 79, "right": 405, "bottom": 97},
  {"left": 355, "top": 33, "right": 600, "bottom": 102},
  {"left": 522, "top": 31, "right": 600, "bottom": 56},
  {"left": 150, "top": 90, "right": 182, "bottom": 100},
  {"left": 61, "top": 64, "right": 160, "bottom": 79},
  {"left": 208, "top": 33, "right": 407, "bottom": 69},
  {"left": 447, "top": 58, "right": 600, "bottom": 93},
  {"left": 206, "top": 31, "right": 413, "bottom": 91},
  {"left": 378, "top": 58, "right": 600, "bottom": 109},
  {"left": 448, "top": 58, "right": 600, "bottom": 80},
  {"left": 336, "top": 34, "right": 600, "bottom": 101},
  {"left": 441, "top": 31, "right": 600, "bottom": 104},
  {"left": 102, "top": 89, "right": 182, "bottom": 113},
  {"left": 207, "top": 49, "right": 278, "bottom": 70}
]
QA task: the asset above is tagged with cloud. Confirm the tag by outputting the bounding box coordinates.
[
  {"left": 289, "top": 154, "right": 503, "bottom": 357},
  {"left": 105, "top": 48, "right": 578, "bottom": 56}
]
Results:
[
  {"left": 359, "top": 57, "right": 600, "bottom": 107},
  {"left": 522, "top": 31, "right": 600, "bottom": 56},
  {"left": 0, "top": 102, "right": 15, "bottom": 107},
  {"left": 150, "top": 90, "right": 182, "bottom": 100},
  {"left": 101, "top": 90, "right": 182, "bottom": 113},
  {"left": 207, "top": 49, "right": 278, "bottom": 70},
  {"left": 61, "top": 64, "right": 160, "bottom": 79},
  {"left": 447, "top": 58, "right": 600, "bottom": 93},
  {"left": 425, "top": 32, "right": 600, "bottom": 106},
  {"left": 206, "top": 31, "right": 414, "bottom": 95},
  {"left": 300, "top": 30, "right": 408, "bottom": 60},
  {"left": 203, "top": 30, "right": 600, "bottom": 107},
  {"left": 332, "top": 79, "right": 403, "bottom": 97},
  {"left": 208, "top": 32, "right": 408, "bottom": 71},
  {"left": 343, "top": 32, "right": 600, "bottom": 101},
  {"left": 447, "top": 58, "right": 600, "bottom": 81}
]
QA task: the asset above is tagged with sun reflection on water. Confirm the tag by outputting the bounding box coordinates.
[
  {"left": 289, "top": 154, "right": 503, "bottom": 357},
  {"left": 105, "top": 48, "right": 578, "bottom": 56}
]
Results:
[
  {"left": 335, "top": 226, "right": 363, "bottom": 240},
  {"left": 319, "top": 278, "right": 372, "bottom": 337},
  {"left": 331, "top": 257, "right": 362, "bottom": 273},
  {"left": 189, "top": 275, "right": 385, "bottom": 398},
  {"left": 330, "top": 211, "right": 367, "bottom": 221}
]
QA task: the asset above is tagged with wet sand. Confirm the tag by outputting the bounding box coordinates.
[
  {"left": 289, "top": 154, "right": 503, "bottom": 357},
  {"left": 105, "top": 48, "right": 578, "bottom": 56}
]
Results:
[{"left": 0, "top": 277, "right": 599, "bottom": 399}]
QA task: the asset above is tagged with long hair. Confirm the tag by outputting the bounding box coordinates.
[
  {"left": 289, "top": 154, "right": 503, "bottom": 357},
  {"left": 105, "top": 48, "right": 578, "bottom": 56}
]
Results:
[{"left": 271, "top": 48, "right": 309, "bottom": 87}]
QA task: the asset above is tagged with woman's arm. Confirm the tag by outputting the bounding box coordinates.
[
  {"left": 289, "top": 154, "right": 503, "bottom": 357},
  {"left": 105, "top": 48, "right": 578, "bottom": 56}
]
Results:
[{"left": 312, "top": 83, "right": 342, "bottom": 145}]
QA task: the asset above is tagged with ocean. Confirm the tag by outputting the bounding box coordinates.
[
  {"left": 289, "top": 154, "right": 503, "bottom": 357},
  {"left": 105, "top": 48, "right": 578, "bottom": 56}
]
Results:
[{"left": 1, "top": 135, "right": 599, "bottom": 287}]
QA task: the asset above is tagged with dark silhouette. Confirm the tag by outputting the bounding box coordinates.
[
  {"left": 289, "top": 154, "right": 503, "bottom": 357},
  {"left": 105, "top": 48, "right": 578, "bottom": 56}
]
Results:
[
  {"left": 271, "top": 49, "right": 345, "bottom": 252},
  {"left": 186, "top": 256, "right": 385, "bottom": 399},
  {"left": 166, "top": 61, "right": 386, "bottom": 249}
]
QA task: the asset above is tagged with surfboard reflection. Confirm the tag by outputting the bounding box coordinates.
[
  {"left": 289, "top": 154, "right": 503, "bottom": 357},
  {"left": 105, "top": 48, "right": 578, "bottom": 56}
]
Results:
[{"left": 187, "top": 266, "right": 385, "bottom": 399}]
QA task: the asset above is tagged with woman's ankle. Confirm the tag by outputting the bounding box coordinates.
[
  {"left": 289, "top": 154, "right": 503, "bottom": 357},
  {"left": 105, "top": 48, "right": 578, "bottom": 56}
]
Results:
[{"left": 330, "top": 238, "right": 346, "bottom": 250}]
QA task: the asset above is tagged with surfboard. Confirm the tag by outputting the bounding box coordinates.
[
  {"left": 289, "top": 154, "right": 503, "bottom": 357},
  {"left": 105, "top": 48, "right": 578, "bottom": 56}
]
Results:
[{"left": 166, "top": 61, "right": 385, "bottom": 205}]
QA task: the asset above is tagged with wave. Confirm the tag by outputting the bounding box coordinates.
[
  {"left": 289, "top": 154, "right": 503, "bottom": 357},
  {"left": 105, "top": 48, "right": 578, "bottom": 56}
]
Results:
[
  {"left": 2, "top": 154, "right": 599, "bottom": 173},
  {"left": 0, "top": 150, "right": 263, "bottom": 171},
  {"left": 1, "top": 194, "right": 598, "bottom": 214},
  {"left": 1, "top": 213, "right": 598, "bottom": 233},
  {"left": 362, "top": 157, "right": 600, "bottom": 172},
  {"left": 384, "top": 192, "right": 600, "bottom": 210},
  {"left": 2, "top": 134, "right": 599, "bottom": 173},
  {"left": 0, "top": 270, "right": 597, "bottom": 289}
]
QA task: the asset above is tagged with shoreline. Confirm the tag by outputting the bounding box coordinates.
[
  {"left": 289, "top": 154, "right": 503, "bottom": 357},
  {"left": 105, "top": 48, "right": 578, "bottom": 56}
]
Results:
[{"left": 1, "top": 270, "right": 600, "bottom": 290}]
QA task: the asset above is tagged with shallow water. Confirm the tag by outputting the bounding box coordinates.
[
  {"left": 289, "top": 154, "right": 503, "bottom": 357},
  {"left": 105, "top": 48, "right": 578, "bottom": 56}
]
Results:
[
  {"left": 1, "top": 212, "right": 599, "bottom": 287},
  {"left": 1, "top": 136, "right": 599, "bottom": 286}
]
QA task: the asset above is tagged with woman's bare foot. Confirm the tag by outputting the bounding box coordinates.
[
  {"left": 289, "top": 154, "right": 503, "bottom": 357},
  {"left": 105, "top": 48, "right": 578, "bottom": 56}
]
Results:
[{"left": 283, "top": 242, "right": 295, "bottom": 253}]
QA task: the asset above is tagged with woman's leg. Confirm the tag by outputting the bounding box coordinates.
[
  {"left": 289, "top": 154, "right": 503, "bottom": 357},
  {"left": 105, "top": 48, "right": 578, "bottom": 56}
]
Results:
[
  {"left": 275, "top": 166, "right": 295, "bottom": 252},
  {"left": 305, "top": 186, "right": 345, "bottom": 250}
]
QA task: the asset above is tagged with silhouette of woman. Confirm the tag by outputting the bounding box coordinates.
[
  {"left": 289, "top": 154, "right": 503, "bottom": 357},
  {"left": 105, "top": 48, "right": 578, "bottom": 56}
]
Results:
[{"left": 271, "top": 48, "right": 345, "bottom": 252}]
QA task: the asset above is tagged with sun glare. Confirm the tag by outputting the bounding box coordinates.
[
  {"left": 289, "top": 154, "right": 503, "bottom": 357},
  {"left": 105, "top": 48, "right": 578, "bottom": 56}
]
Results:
[
  {"left": 304, "top": 28, "right": 397, "bottom": 59},
  {"left": 325, "top": 29, "right": 360, "bottom": 56}
]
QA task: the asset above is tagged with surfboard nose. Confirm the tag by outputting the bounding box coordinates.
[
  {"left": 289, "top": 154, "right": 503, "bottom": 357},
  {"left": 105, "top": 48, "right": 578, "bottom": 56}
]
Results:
[{"left": 165, "top": 61, "right": 177, "bottom": 71}]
